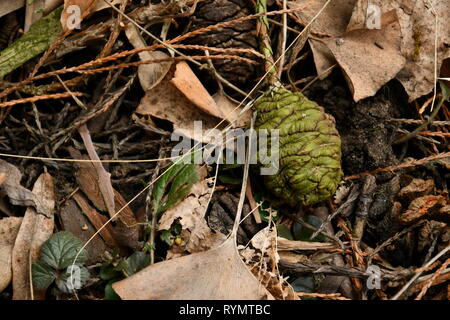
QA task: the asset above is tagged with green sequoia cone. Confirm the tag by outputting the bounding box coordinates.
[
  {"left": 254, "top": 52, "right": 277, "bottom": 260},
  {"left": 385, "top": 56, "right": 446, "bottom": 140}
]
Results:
[{"left": 254, "top": 87, "right": 343, "bottom": 206}]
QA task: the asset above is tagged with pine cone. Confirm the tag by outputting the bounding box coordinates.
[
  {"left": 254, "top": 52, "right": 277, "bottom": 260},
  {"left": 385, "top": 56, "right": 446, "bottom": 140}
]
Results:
[
  {"left": 187, "top": 0, "right": 258, "bottom": 87},
  {"left": 254, "top": 87, "right": 343, "bottom": 206}
]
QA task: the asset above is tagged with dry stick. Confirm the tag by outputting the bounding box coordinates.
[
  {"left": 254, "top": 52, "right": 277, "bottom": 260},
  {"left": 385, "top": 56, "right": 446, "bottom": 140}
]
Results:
[
  {"left": 367, "top": 220, "right": 426, "bottom": 266},
  {"left": 0, "top": 92, "right": 84, "bottom": 108},
  {"left": 345, "top": 151, "right": 450, "bottom": 180},
  {"left": 393, "top": 94, "right": 445, "bottom": 145},
  {"left": 415, "top": 255, "right": 450, "bottom": 300},
  {"left": 277, "top": 0, "right": 287, "bottom": 80},
  {"left": 391, "top": 244, "right": 450, "bottom": 300}
]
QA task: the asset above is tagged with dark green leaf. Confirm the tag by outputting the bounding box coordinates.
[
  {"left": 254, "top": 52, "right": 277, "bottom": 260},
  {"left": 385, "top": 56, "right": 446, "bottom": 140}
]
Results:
[
  {"left": 440, "top": 81, "right": 450, "bottom": 102},
  {"left": 105, "top": 280, "right": 121, "bottom": 300},
  {"left": 32, "top": 261, "right": 56, "bottom": 290},
  {"left": 40, "top": 231, "right": 88, "bottom": 270},
  {"left": 277, "top": 224, "right": 294, "bottom": 240},
  {"left": 218, "top": 174, "right": 242, "bottom": 185},
  {"left": 152, "top": 163, "right": 199, "bottom": 215},
  {"left": 100, "top": 264, "right": 122, "bottom": 281},
  {"left": 116, "top": 252, "right": 150, "bottom": 277}
]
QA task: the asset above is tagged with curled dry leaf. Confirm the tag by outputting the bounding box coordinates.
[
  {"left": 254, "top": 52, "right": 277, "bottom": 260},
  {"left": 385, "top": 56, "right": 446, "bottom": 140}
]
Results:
[
  {"left": 213, "top": 92, "right": 251, "bottom": 128},
  {"left": 135, "top": 76, "right": 226, "bottom": 143},
  {"left": 322, "top": 12, "right": 405, "bottom": 101},
  {"left": 158, "top": 179, "right": 226, "bottom": 256},
  {"left": 170, "top": 61, "right": 224, "bottom": 119},
  {"left": 124, "top": 24, "right": 172, "bottom": 91},
  {"left": 288, "top": 0, "right": 356, "bottom": 36},
  {"left": 349, "top": 0, "right": 450, "bottom": 101},
  {"left": 397, "top": 178, "right": 435, "bottom": 203},
  {"left": 12, "top": 173, "right": 55, "bottom": 300},
  {"left": 0, "top": 160, "right": 52, "bottom": 217},
  {"left": 398, "top": 195, "right": 446, "bottom": 225},
  {"left": 0, "top": 217, "right": 22, "bottom": 293}
]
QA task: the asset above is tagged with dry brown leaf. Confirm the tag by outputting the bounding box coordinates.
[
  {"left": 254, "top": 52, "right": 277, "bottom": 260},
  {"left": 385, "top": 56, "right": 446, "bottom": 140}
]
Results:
[
  {"left": 12, "top": 172, "right": 55, "bottom": 300},
  {"left": 349, "top": 0, "right": 450, "bottom": 101},
  {"left": 135, "top": 78, "right": 226, "bottom": 143},
  {"left": 296, "top": 0, "right": 450, "bottom": 101},
  {"left": 398, "top": 195, "right": 446, "bottom": 225},
  {"left": 171, "top": 61, "right": 224, "bottom": 119},
  {"left": 213, "top": 92, "right": 251, "bottom": 128},
  {"left": 0, "top": 217, "right": 22, "bottom": 293},
  {"left": 112, "top": 237, "right": 273, "bottom": 299},
  {"left": 308, "top": 38, "right": 336, "bottom": 80},
  {"left": 397, "top": 178, "right": 435, "bottom": 203},
  {"left": 287, "top": 0, "right": 356, "bottom": 37},
  {"left": 0, "top": 160, "right": 52, "bottom": 217},
  {"left": 159, "top": 179, "right": 226, "bottom": 255},
  {"left": 323, "top": 14, "right": 405, "bottom": 101},
  {"left": 78, "top": 124, "right": 115, "bottom": 218},
  {"left": 61, "top": 0, "right": 98, "bottom": 31},
  {"left": 124, "top": 24, "right": 172, "bottom": 91}
]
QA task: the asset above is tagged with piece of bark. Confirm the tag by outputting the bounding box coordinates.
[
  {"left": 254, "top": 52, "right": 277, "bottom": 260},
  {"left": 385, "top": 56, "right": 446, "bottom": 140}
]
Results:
[{"left": 59, "top": 199, "right": 107, "bottom": 265}]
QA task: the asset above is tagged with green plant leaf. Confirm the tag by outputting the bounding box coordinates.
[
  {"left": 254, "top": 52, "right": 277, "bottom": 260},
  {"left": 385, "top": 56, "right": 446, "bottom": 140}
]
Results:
[
  {"left": 55, "top": 266, "right": 90, "bottom": 293},
  {"left": 116, "top": 252, "right": 151, "bottom": 277},
  {"left": 32, "top": 261, "right": 56, "bottom": 290},
  {"left": 39, "top": 231, "right": 88, "bottom": 270},
  {"left": 152, "top": 163, "right": 199, "bottom": 215},
  {"left": 277, "top": 224, "right": 294, "bottom": 240},
  {"left": 105, "top": 280, "right": 121, "bottom": 300},
  {"left": 100, "top": 264, "right": 122, "bottom": 281},
  {"left": 218, "top": 174, "right": 242, "bottom": 185}
]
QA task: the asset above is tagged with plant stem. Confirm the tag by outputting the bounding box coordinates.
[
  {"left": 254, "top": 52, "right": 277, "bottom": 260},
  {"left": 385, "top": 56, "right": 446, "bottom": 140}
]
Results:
[{"left": 255, "top": 0, "right": 278, "bottom": 85}]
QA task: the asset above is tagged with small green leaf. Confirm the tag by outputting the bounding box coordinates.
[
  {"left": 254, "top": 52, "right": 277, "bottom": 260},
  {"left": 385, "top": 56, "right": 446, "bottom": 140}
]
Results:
[
  {"left": 100, "top": 264, "right": 122, "bottom": 281},
  {"left": 160, "top": 229, "right": 173, "bottom": 246},
  {"left": 277, "top": 224, "right": 294, "bottom": 240},
  {"left": 105, "top": 280, "right": 121, "bottom": 300},
  {"left": 55, "top": 266, "right": 89, "bottom": 293},
  {"left": 439, "top": 81, "right": 450, "bottom": 102},
  {"left": 40, "top": 231, "right": 88, "bottom": 270},
  {"left": 152, "top": 163, "right": 199, "bottom": 215},
  {"left": 116, "top": 252, "right": 150, "bottom": 277},
  {"left": 32, "top": 261, "right": 56, "bottom": 290},
  {"left": 218, "top": 174, "right": 242, "bottom": 185}
]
